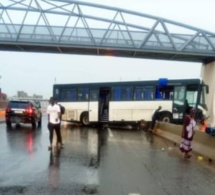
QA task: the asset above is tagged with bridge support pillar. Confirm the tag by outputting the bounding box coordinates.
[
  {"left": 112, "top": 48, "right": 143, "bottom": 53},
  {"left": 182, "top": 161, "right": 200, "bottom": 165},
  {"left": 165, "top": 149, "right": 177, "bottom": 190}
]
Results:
[{"left": 201, "top": 61, "right": 215, "bottom": 126}]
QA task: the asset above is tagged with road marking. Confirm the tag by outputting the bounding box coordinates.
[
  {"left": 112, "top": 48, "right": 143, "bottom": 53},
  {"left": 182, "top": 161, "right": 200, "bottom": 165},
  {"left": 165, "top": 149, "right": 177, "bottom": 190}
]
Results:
[
  {"left": 129, "top": 193, "right": 141, "bottom": 195},
  {"left": 107, "top": 128, "right": 113, "bottom": 137}
]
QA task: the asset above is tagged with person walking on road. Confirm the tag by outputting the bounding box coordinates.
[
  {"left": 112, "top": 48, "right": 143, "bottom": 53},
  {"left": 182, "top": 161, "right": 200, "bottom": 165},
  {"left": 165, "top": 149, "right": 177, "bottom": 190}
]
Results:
[
  {"left": 149, "top": 106, "right": 162, "bottom": 132},
  {"left": 54, "top": 99, "right": 65, "bottom": 148},
  {"left": 47, "top": 97, "right": 62, "bottom": 150},
  {"left": 180, "top": 108, "right": 196, "bottom": 159}
]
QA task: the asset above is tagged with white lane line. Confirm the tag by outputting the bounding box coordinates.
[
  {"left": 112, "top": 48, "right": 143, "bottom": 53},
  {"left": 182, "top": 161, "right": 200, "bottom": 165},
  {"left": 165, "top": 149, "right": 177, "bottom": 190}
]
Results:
[
  {"left": 129, "top": 193, "right": 141, "bottom": 195},
  {"left": 86, "top": 130, "right": 99, "bottom": 186},
  {"left": 107, "top": 128, "right": 113, "bottom": 137}
]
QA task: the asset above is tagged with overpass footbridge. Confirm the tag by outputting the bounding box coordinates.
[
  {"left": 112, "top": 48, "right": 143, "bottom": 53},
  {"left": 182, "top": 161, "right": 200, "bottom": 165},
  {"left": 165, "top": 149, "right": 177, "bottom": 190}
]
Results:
[{"left": 0, "top": 0, "right": 215, "bottom": 62}]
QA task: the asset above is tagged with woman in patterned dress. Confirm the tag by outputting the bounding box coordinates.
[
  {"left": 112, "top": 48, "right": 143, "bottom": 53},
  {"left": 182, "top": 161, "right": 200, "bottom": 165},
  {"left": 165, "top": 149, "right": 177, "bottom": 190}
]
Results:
[{"left": 180, "top": 108, "right": 196, "bottom": 158}]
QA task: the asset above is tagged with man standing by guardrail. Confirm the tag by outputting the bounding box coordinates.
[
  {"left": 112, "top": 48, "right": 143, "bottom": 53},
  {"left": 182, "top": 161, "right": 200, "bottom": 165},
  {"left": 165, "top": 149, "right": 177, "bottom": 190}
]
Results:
[{"left": 149, "top": 106, "right": 162, "bottom": 132}]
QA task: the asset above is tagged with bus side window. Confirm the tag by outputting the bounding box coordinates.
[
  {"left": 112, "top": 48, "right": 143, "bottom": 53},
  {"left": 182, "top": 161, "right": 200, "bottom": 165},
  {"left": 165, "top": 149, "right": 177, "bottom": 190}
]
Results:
[
  {"left": 112, "top": 86, "right": 133, "bottom": 101},
  {"left": 83, "top": 88, "right": 89, "bottom": 101},
  {"left": 161, "top": 91, "right": 170, "bottom": 100},
  {"left": 54, "top": 88, "right": 59, "bottom": 100},
  {"left": 78, "top": 88, "right": 89, "bottom": 101},
  {"left": 116, "top": 87, "right": 122, "bottom": 100},
  {"left": 112, "top": 87, "right": 122, "bottom": 101},
  {"left": 159, "top": 86, "right": 174, "bottom": 100},
  {"left": 90, "top": 90, "right": 98, "bottom": 101},
  {"left": 122, "top": 86, "right": 133, "bottom": 100},
  {"left": 170, "top": 92, "right": 173, "bottom": 100},
  {"left": 69, "top": 89, "right": 77, "bottom": 101},
  {"left": 59, "top": 89, "right": 64, "bottom": 101},
  {"left": 143, "top": 87, "right": 154, "bottom": 100},
  {"left": 155, "top": 86, "right": 162, "bottom": 99},
  {"left": 134, "top": 87, "right": 143, "bottom": 100},
  {"left": 165, "top": 91, "right": 170, "bottom": 99},
  {"left": 60, "top": 89, "right": 68, "bottom": 101}
]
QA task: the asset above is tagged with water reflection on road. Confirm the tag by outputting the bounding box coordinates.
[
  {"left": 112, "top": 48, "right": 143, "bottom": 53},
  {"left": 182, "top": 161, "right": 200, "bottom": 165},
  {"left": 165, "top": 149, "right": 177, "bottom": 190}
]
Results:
[
  {"left": 48, "top": 149, "right": 61, "bottom": 190},
  {"left": 0, "top": 120, "right": 215, "bottom": 194},
  {"left": 6, "top": 126, "right": 42, "bottom": 156}
]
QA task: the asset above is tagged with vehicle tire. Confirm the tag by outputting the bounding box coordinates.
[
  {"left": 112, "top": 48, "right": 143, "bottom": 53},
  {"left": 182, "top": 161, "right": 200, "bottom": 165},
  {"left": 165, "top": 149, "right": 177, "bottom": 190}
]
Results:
[
  {"left": 38, "top": 117, "right": 42, "bottom": 128},
  {"left": 16, "top": 123, "right": 21, "bottom": 128},
  {"left": 6, "top": 121, "right": 11, "bottom": 127},
  {"left": 81, "top": 113, "right": 90, "bottom": 126},
  {"left": 159, "top": 113, "right": 172, "bottom": 123},
  {"left": 32, "top": 121, "right": 36, "bottom": 128}
]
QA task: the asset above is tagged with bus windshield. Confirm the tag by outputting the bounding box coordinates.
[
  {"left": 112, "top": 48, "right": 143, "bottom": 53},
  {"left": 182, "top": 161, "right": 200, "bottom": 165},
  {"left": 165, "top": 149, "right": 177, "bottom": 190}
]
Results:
[
  {"left": 200, "top": 85, "right": 208, "bottom": 110},
  {"left": 186, "top": 85, "right": 198, "bottom": 108}
]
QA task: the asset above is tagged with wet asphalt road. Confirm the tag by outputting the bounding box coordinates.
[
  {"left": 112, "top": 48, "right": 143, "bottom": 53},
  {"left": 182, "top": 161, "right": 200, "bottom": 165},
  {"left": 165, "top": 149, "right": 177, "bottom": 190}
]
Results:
[{"left": 0, "top": 117, "right": 215, "bottom": 195}]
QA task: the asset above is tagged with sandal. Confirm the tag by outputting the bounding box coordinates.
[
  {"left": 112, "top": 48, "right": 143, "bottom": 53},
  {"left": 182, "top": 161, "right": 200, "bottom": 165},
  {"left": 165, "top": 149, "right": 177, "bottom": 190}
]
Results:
[{"left": 48, "top": 146, "right": 52, "bottom": 150}]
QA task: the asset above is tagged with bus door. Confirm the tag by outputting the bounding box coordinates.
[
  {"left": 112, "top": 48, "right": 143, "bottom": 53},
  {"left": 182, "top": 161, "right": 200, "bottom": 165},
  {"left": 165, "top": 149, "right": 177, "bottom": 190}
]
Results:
[
  {"left": 88, "top": 89, "right": 99, "bottom": 122},
  {"left": 98, "top": 87, "right": 110, "bottom": 123},
  {"left": 172, "top": 86, "right": 186, "bottom": 123}
]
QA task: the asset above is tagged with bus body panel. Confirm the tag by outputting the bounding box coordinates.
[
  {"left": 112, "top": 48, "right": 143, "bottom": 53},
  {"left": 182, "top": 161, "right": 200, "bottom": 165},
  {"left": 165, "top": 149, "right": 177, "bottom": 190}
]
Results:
[
  {"left": 60, "top": 101, "right": 172, "bottom": 122},
  {"left": 109, "top": 101, "right": 173, "bottom": 121},
  {"left": 89, "top": 102, "right": 98, "bottom": 122},
  {"left": 60, "top": 102, "right": 99, "bottom": 122},
  {"left": 60, "top": 102, "right": 88, "bottom": 121}
]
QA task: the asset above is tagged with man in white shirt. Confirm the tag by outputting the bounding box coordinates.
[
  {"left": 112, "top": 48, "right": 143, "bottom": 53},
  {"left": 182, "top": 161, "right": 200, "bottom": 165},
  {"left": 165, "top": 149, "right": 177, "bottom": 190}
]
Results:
[
  {"left": 54, "top": 99, "right": 64, "bottom": 147},
  {"left": 47, "top": 97, "right": 61, "bottom": 150}
]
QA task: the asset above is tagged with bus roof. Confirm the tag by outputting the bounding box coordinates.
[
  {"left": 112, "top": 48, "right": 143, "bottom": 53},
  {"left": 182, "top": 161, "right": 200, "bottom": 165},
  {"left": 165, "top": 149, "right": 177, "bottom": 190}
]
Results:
[{"left": 54, "top": 78, "right": 203, "bottom": 88}]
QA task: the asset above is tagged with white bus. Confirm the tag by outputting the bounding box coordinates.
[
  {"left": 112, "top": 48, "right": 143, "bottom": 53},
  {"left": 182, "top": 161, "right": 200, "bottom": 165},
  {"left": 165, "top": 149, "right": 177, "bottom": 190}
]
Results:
[{"left": 53, "top": 78, "right": 208, "bottom": 126}]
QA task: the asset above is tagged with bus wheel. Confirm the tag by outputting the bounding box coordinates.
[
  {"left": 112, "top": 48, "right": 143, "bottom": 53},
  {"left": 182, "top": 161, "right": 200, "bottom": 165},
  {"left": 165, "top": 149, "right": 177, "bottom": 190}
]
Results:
[
  {"left": 160, "top": 113, "right": 172, "bottom": 123},
  {"left": 81, "top": 113, "right": 90, "bottom": 126}
]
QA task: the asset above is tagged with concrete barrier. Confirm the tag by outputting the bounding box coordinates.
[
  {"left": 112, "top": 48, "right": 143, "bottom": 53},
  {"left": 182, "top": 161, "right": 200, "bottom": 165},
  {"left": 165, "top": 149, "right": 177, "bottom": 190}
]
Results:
[{"left": 155, "top": 122, "right": 215, "bottom": 160}]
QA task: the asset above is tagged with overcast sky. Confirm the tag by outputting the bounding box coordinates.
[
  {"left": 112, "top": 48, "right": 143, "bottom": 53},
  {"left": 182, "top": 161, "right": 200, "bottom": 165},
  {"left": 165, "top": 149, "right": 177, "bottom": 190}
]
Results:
[{"left": 0, "top": 0, "right": 214, "bottom": 99}]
